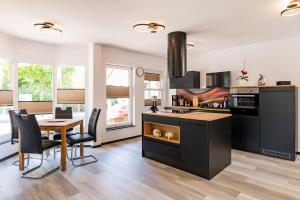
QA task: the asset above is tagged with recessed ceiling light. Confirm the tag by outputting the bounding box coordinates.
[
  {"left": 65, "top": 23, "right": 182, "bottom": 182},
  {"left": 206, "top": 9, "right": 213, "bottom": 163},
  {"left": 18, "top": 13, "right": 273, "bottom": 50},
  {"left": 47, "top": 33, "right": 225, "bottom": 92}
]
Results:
[
  {"left": 133, "top": 23, "right": 165, "bottom": 33},
  {"left": 34, "top": 22, "right": 63, "bottom": 34},
  {"left": 281, "top": 0, "right": 300, "bottom": 17}
]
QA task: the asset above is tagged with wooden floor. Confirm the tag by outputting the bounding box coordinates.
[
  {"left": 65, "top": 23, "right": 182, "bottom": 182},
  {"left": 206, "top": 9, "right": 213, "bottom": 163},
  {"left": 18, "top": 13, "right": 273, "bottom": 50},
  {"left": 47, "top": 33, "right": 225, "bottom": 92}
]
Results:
[{"left": 0, "top": 137, "right": 300, "bottom": 200}]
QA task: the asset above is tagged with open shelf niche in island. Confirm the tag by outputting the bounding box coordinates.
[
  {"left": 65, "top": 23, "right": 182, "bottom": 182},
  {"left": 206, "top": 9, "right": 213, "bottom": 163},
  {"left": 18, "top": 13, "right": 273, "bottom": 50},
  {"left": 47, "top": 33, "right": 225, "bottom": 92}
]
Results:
[{"left": 143, "top": 121, "right": 180, "bottom": 144}]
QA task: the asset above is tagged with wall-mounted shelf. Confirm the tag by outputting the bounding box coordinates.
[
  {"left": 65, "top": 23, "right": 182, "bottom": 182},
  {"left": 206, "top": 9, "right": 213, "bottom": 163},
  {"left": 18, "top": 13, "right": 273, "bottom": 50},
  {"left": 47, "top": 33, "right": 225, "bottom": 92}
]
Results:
[{"left": 143, "top": 121, "right": 180, "bottom": 144}]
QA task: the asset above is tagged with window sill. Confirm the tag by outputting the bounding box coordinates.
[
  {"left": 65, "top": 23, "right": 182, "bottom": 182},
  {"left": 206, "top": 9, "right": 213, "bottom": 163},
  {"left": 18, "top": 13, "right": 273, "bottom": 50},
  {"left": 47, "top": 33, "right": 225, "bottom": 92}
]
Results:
[{"left": 106, "top": 125, "right": 135, "bottom": 132}]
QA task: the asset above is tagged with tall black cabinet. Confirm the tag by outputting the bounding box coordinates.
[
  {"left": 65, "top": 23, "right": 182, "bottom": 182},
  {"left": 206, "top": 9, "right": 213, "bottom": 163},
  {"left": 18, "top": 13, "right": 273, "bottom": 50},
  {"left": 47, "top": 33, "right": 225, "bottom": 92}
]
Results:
[{"left": 259, "top": 86, "right": 298, "bottom": 161}]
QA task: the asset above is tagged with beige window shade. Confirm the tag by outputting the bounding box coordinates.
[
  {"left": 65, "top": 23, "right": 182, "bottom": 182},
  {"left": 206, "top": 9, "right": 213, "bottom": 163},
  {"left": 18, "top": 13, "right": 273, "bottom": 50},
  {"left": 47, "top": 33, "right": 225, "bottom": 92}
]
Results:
[
  {"left": 57, "top": 89, "right": 85, "bottom": 104},
  {"left": 144, "top": 73, "right": 160, "bottom": 81},
  {"left": 145, "top": 99, "right": 161, "bottom": 106},
  {"left": 106, "top": 85, "right": 129, "bottom": 98},
  {"left": 18, "top": 101, "right": 53, "bottom": 114},
  {"left": 0, "top": 90, "right": 13, "bottom": 106}
]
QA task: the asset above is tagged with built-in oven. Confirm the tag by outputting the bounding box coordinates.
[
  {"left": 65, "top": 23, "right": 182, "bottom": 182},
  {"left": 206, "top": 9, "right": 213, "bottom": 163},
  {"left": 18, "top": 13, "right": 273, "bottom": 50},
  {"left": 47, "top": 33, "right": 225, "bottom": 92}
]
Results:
[{"left": 230, "top": 87, "right": 259, "bottom": 116}]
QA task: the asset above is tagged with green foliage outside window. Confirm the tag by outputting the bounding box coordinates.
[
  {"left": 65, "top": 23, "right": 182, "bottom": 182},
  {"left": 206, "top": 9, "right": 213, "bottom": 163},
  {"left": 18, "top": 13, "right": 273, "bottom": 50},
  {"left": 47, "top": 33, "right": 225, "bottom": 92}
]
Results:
[
  {"left": 0, "top": 59, "right": 12, "bottom": 90},
  {"left": 18, "top": 64, "right": 52, "bottom": 101},
  {"left": 59, "top": 67, "right": 76, "bottom": 88}
]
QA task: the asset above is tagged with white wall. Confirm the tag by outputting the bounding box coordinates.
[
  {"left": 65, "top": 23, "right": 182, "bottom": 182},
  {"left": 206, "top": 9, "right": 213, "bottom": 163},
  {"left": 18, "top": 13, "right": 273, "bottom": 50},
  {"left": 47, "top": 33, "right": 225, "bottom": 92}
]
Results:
[
  {"left": 0, "top": 33, "right": 14, "bottom": 59},
  {"left": 54, "top": 45, "right": 89, "bottom": 67},
  {"left": 90, "top": 44, "right": 167, "bottom": 145},
  {"left": 189, "top": 36, "right": 300, "bottom": 151},
  {"left": 189, "top": 36, "right": 300, "bottom": 88}
]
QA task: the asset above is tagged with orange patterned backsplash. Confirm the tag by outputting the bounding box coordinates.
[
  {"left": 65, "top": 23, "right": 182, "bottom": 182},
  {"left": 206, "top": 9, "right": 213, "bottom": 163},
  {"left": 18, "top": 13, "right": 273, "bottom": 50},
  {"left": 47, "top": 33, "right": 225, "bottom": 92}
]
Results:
[{"left": 176, "top": 88, "right": 230, "bottom": 104}]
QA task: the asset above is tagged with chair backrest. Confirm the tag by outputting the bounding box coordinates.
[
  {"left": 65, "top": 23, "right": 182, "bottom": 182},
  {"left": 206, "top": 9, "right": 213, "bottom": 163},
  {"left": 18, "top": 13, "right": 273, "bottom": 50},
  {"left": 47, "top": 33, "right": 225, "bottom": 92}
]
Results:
[
  {"left": 9, "top": 109, "right": 28, "bottom": 141},
  {"left": 88, "top": 108, "right": 101, "bottom": 142},
  {"left": 55, "top": 107, "right": 73, "bottom": 119},
  {"left": 8, "top": 110, "right": 19, "bottom": 141},
  {"left": 19, "top": 109, "right": 28, "bottom": 115},
  {"left": 15, "top": 114, "right": 43, "bottom": 154}
]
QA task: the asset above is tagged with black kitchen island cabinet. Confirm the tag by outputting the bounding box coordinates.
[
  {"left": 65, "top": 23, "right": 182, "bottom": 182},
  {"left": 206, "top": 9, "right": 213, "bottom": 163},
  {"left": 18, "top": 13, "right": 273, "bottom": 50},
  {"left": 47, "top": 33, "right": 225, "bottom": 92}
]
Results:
[{"left": 142, "top": 112, "right": 232, "bottom": 180}]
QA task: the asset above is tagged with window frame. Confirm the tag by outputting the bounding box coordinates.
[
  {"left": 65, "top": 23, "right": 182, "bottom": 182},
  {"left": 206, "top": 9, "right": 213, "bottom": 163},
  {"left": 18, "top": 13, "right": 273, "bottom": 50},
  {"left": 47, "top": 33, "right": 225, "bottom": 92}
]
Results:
[
  {"left": 56, "top": 66, "right": 86, "bottom": 120},
  {"left": 106, "top": 64, "right": 133, "bottom": 128},
  {"left": 144, "top": 70, "right": 164, "bottom": 107}
]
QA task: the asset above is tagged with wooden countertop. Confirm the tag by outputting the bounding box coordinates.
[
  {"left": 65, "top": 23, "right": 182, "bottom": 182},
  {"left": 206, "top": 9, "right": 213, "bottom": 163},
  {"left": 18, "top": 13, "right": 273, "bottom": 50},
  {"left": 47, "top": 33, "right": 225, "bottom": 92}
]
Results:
[
  {"left": 143, "top": 111, "right": 232, "bottom": 122},
  {"left": 231, "top": 85, "right": 297, "bottom": 88},
  {"left": 165, "top": 106, "right": 230, "bottom": 113}
]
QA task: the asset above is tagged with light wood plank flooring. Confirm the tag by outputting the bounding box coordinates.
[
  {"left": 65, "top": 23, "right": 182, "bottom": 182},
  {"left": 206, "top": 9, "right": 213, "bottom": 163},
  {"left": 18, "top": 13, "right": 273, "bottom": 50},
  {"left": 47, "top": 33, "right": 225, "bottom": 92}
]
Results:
[{"left": 0, "top": 137, "right": 300, "bottom": 200}]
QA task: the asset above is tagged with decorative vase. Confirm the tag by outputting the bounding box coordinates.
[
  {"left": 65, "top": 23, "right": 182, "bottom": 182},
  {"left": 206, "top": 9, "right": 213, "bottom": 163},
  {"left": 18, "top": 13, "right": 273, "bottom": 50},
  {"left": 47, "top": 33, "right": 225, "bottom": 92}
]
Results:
[
  {"left": 258, "top": 74, "right": 266, "bottom": 86},
  {"left": 239, "top": 79, "right": 248, "bottom": 86},
  {"left": 165, "top": 131, "right": 174, "bottom": 140},
  {"left": 153, "top": 129, "right": 162, "bottom": 137}
]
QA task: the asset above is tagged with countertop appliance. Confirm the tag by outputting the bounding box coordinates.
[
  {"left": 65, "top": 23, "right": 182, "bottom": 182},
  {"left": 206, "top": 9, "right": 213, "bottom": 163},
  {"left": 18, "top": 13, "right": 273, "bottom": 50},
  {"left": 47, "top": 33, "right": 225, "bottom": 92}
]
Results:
[
  {"left": 230, "top": 87, "right": 260, "bottom": 153},
  {"left": 206, "top": 71, "right": 231, "bottom": 88}
]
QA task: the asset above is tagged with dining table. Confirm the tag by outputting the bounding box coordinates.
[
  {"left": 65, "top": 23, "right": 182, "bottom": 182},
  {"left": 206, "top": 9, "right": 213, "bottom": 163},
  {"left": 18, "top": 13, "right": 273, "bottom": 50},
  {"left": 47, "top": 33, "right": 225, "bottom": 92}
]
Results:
[{"left": 18, "top": 118, "right": 84, "bottom": 171}]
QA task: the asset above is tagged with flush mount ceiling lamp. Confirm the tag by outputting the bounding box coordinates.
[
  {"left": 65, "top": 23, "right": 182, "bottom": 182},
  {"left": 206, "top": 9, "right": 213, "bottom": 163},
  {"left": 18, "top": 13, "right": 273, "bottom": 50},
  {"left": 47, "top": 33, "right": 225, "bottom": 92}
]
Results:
[
  {"left": 133, "top": 22, "right": 165, "bottom": 33},
  {"left": 34, "top": 22, "right": 63, "bottom": 34},
  {"left": 281, "top": 0, "right": 300, "bottom": 17}
]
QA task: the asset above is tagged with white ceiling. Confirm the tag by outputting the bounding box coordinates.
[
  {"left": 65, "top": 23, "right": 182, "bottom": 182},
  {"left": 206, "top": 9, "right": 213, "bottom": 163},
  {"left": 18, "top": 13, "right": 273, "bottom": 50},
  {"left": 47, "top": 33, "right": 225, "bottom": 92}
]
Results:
[{"left": 0, "top": 0, "right": 298, "bottom": 57}]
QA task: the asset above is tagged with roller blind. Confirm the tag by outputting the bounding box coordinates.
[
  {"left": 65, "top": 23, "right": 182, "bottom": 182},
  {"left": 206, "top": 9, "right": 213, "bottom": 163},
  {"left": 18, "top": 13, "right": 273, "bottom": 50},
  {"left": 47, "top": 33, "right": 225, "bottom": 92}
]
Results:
[
  {"left": 0, "top": 90, "right": 13, "bottom": 106},
  {"left": 106, "top": 85, "right": 129, "bottom": 98},
  {"left": 18, "top": 101, "right": 53, "bottom": 114},
  {"left": 144, "top": 73, "right": 160, "bottom": 81},
  {"left": 57, "top": 89, "right": 85, "bottom": 104}
]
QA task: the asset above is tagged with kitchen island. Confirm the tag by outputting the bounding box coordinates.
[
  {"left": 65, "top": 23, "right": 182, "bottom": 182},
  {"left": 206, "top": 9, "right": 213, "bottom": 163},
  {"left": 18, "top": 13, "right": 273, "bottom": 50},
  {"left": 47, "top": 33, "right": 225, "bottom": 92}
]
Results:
[{"left": 142, "top": 111, "right": 232, "bottom": 180}]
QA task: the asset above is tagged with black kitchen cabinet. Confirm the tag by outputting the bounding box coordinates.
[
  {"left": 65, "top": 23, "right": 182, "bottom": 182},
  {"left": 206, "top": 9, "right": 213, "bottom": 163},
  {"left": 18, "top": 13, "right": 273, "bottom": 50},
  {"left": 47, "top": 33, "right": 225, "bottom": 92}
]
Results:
[
  {"left": 142, "top": 113, "right": 231, "bottom": 180},
  {"left": 231, "top": 114, "right": 259, "bottom": 153},
  {"left": 180, "top": 120, "right": 209, "bottom": 175},
  {"left": 259, "top": 87, "right": 297, "bottom": 161},
  {"left": 169, "top": 71, "right": 200, "bottom": 89}
]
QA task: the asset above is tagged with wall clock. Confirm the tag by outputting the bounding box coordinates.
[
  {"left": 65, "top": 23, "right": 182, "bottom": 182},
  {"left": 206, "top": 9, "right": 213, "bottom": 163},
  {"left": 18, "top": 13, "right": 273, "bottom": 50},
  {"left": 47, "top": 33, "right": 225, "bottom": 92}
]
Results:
[{"left": 136, "top": 67, "right": 145, "bottom": 77}]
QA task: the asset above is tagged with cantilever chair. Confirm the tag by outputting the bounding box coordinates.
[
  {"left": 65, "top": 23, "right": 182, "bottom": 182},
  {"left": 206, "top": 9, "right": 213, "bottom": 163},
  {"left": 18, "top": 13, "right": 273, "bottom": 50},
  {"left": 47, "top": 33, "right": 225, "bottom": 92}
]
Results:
[
  {"left": 66, "top": 108, "right": 101, "bottom": 167},
  {"left": 9, "top": 109, "right": 31, "bottom": 144},
  {"left": 53, "top": 107, "right": 76, "bottom": 140},
  {"left": 9, "top": 109, "right": 49, "bottom": 167},
  {"left": 15, "top": 114, "right": 61, "bottom": 179}
]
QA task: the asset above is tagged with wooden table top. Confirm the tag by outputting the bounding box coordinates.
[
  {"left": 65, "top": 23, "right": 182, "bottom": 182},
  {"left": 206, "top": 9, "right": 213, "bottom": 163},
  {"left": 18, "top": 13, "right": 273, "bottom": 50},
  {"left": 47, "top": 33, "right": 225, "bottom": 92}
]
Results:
[{"left": 38, "top": 118, "right": 83, "bottom": 128}]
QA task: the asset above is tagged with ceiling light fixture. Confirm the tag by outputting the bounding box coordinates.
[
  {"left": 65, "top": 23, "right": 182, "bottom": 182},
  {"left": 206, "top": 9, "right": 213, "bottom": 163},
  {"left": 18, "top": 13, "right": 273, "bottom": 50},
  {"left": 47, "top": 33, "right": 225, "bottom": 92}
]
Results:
[
  {"left": 34, "top": 22, "right": 63, "bottom": 34},
  {"left": 133, "top": 23, "right": 165, "bottom": 33},
  {"left": 281, "top": 0, "right": 300, "bottom": 16}
]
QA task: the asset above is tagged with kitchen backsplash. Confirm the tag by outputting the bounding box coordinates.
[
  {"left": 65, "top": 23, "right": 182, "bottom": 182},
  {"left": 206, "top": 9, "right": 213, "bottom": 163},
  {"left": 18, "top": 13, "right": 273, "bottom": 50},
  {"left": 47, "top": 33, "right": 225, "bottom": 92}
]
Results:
[{"left": 176, "top": 88, "right": 230, "bottom": 104}]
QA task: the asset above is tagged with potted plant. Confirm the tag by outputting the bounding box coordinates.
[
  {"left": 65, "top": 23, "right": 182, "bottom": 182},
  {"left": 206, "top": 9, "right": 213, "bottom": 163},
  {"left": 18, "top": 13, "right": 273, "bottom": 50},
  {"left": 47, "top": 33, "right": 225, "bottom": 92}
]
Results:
[{"left": 237, "top": 59, "right": 249, "bottom": 86}]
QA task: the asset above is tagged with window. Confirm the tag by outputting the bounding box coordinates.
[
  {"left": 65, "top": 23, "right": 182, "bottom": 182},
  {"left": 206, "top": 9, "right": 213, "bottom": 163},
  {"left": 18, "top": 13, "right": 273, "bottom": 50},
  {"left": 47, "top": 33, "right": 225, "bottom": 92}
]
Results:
[
  {"left": 0, "top": 59, "right": 12, "bottom": 90},
  {"left": 18, "top": 63, "right": 52, "bottom": 101},
  {"left": 144, "top": 72, "right": 163, "bottom": 106},
  {"left": 106, "top": 65, "right": 132, "bottom": 127},
  {"left": 57, "top": 66, "right": 85, "bottom": 119},
  {"left": 18, "top": 63, "right": 53, "bottom": 118},
  {"left": 0, "top": 59, "right": 13, "bottom": 141}
]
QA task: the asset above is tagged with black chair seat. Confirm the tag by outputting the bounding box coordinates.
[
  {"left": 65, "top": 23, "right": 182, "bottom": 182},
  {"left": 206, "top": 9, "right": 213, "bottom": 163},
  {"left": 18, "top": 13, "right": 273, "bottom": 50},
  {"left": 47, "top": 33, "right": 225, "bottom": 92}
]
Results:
[
  {"left": 53, "top": 130, "right": 76, "bottom": 140},
  {"left": 67, "top": 133, "right": 94, "bottom": 146},
  {"left": 42, "top": 140, "right": 61, "bottom": 150}
]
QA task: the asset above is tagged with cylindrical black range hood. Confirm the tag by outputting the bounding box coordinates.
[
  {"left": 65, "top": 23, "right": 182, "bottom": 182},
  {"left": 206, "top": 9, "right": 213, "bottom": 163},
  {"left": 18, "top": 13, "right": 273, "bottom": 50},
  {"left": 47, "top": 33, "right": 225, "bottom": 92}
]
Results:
[{"left": 168, "top": 31, "right": 187, "bottom": 78}]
